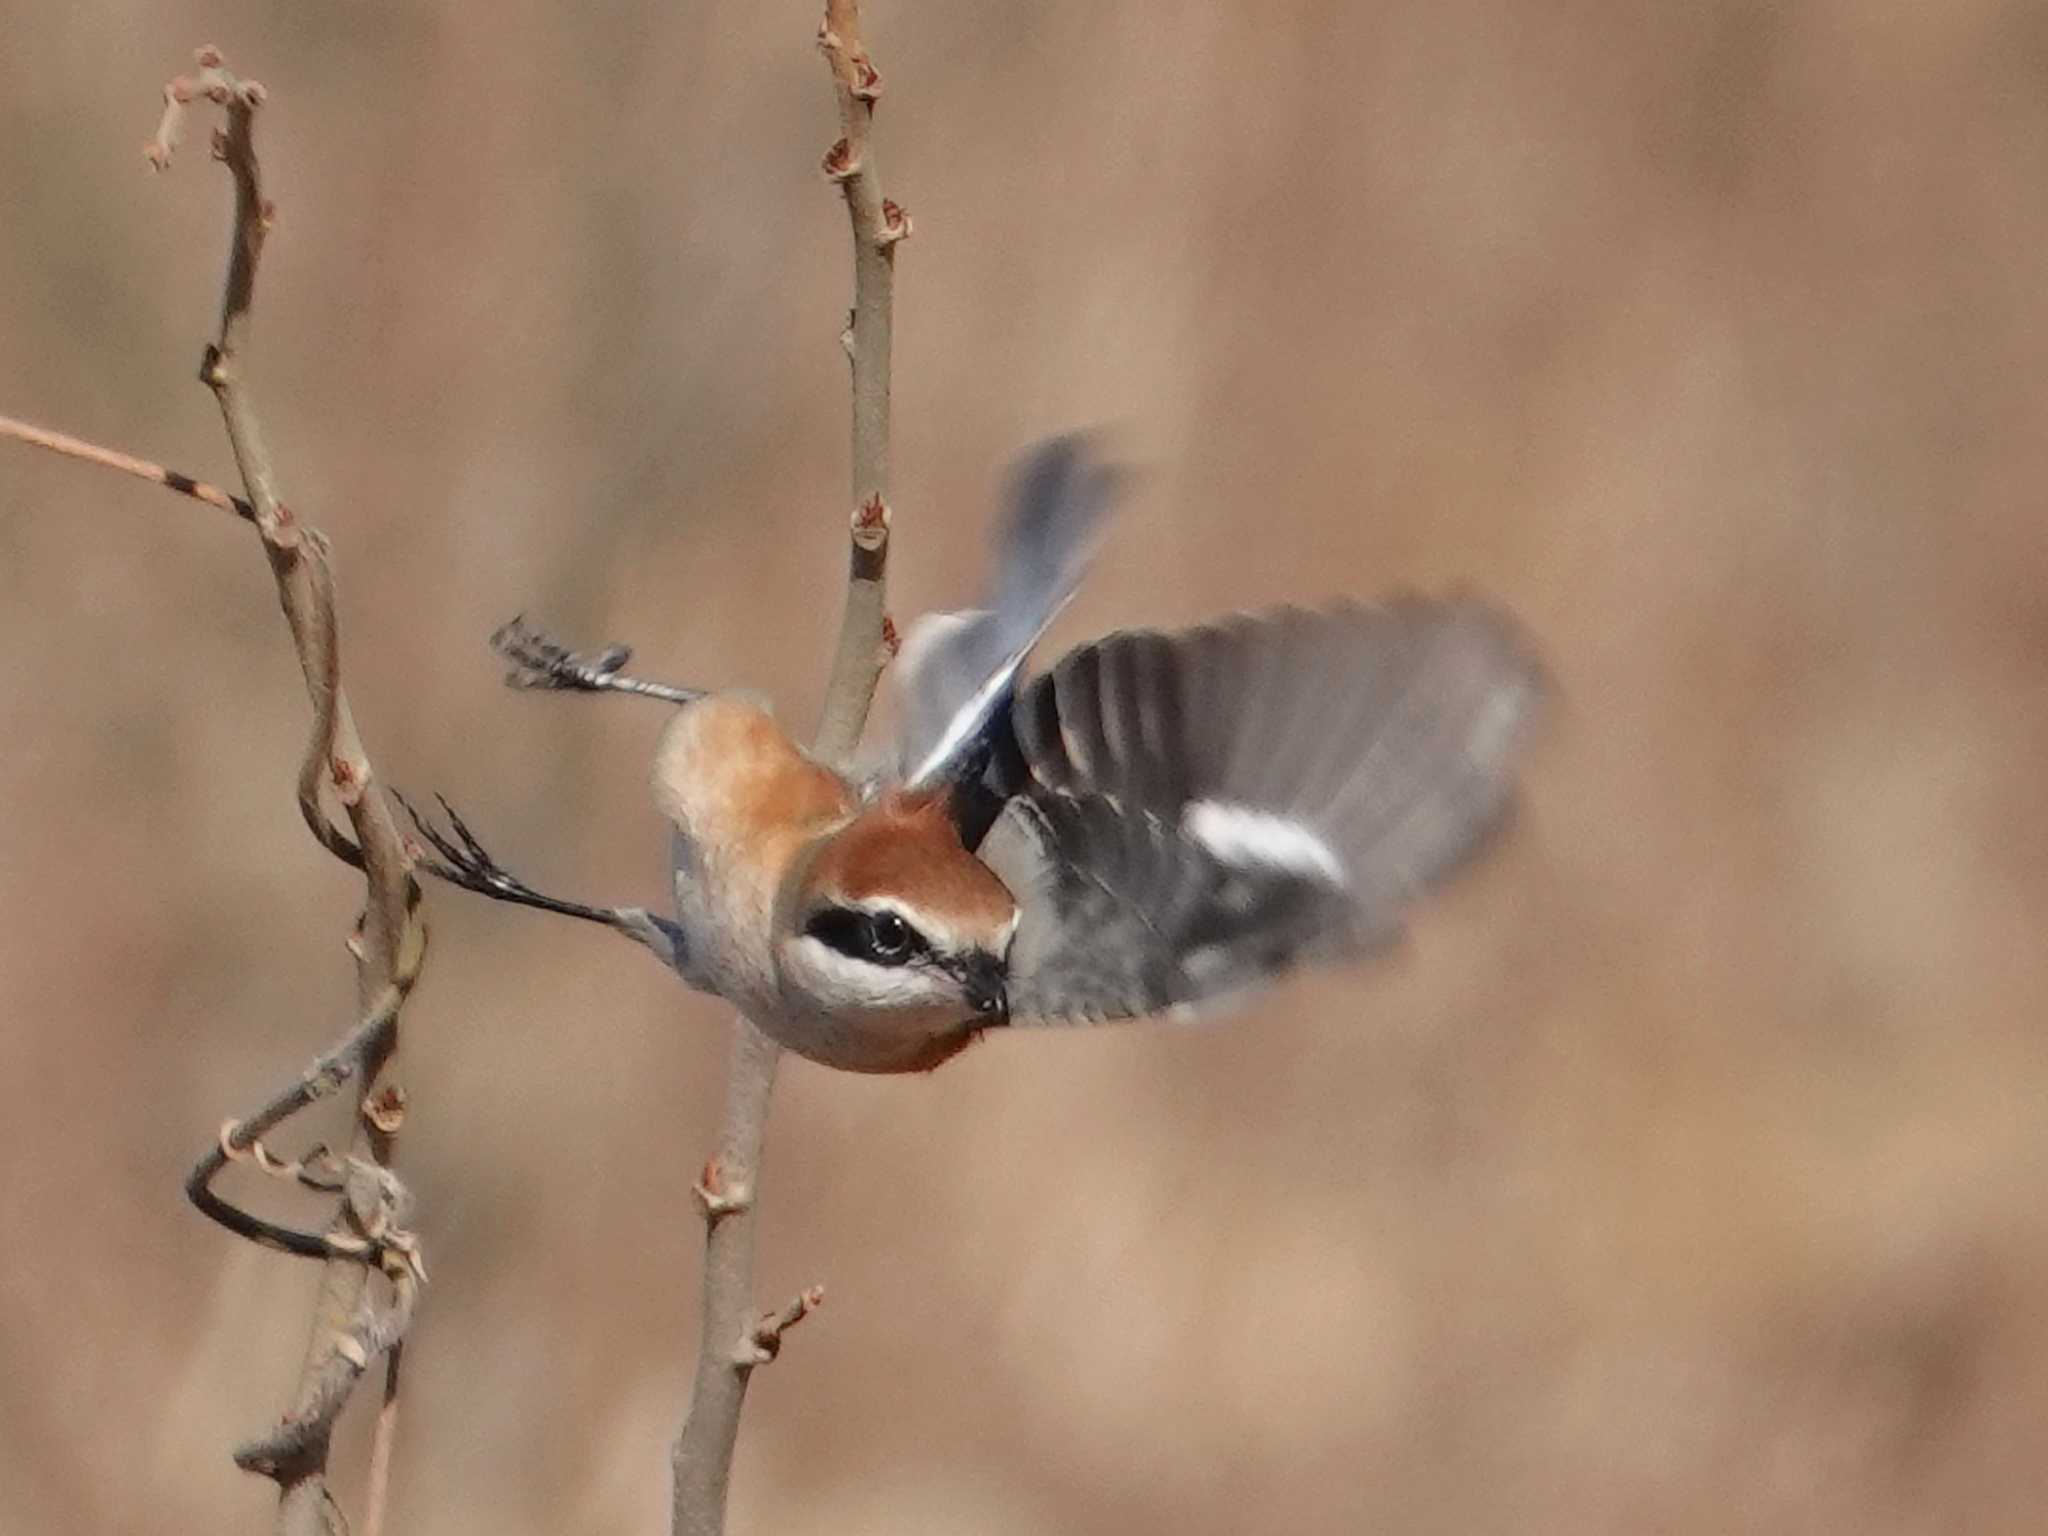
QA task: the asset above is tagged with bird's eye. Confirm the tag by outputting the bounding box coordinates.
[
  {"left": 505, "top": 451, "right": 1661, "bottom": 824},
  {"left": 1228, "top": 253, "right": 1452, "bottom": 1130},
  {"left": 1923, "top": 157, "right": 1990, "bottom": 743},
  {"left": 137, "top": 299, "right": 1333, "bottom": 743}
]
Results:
[
  {"left": 866, "top": 911, "right": 912, "bottom": 961},
  {"left": 803, "top": 905, "right": 928, "bottom": 967}
]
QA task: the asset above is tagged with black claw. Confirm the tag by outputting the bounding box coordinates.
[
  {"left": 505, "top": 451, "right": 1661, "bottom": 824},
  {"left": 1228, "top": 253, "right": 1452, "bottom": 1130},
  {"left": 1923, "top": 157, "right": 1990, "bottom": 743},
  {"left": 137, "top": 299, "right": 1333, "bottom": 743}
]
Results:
[
  {"left": 487, "top": 615, "right": 626, "bottom": 693},
  {"left": 395, "top": 788, "right": 521, "bottom": 896},
  {"left": 395, "top": 787, "right": 628, "bottom": 930},
  {"left": 482, "top": 614, "right": 701, "bottom": 707},
  {"left": 391, "top": 787, "right": 437, "bottom": 853},
  {"left": 432, "top": 792, "right": 485, "bottom": 857}
]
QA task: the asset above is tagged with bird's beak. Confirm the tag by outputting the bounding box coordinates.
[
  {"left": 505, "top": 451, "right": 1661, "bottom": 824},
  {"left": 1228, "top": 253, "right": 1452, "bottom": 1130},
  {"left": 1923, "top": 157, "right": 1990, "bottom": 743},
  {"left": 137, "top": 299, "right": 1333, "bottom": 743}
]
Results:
[{"left": 958, "top": 955, "right": 1009, "bottom": 1025}]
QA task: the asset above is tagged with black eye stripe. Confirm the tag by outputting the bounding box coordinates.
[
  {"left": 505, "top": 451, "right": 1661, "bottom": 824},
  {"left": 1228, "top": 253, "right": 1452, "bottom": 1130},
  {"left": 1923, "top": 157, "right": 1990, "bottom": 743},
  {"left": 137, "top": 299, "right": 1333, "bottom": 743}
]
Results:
[
  {"left": 804, "top": 905, "right": 932, "bottom": 967},
  {"left": 803, "top": 908, "right": 872, "bottom": 957}
]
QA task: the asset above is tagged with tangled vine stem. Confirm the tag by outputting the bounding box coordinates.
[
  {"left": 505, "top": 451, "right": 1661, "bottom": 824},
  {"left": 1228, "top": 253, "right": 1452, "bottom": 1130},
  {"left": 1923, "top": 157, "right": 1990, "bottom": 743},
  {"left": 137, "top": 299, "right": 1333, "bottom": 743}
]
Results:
[
  {"left": 669, "top": 7, "right": 903, "bottom": 1535},
  {"left": 145, "top": 46, "right": 427, "bottom": 1536},
  {"left": 4, "top": 49, "right": 433, "bottom": 1534},
  {"left": 6, "top": 53, "right": 432, "bottom": 1530}
]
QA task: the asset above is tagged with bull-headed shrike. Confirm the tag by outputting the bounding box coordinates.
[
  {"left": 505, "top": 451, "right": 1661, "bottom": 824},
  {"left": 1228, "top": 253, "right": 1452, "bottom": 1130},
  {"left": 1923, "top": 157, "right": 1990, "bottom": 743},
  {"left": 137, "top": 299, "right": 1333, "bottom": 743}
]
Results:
[{"left": 406, "top": 437, "right": 1544, "bottom": 1072}]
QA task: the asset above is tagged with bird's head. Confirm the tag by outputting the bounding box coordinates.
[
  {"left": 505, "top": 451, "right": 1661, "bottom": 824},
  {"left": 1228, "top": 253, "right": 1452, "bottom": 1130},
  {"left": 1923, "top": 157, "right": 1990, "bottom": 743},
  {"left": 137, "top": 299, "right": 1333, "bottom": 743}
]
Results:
[{"left": 774, "top": 791, "right": 1019, "bottom": 1069}]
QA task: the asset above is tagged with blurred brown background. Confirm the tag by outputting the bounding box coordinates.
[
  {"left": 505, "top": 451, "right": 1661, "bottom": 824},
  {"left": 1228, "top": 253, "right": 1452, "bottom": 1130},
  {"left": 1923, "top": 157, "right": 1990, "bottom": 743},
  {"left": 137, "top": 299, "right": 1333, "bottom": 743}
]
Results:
[{"left": 5, "top": 3, "right": 2047, "bottom": 1532}]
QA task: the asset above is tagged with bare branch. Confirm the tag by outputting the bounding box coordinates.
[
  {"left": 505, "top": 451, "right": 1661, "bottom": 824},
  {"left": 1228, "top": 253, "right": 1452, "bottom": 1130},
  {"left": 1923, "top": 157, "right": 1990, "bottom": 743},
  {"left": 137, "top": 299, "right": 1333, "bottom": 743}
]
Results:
[
  {"left": 7, "top": 54, "right": 432, "bottom": 1526},
  {"left": 816, "top": 492, "right": 894, "bottom": 762},
  {"left": 671, "top": 1021, "right": 784, "bottom": 1536},
  {"left": 144, "top": 43, "right": 229, "bottom": 173},
  {"left": 671, "top": 7, "right": 905, "bottom": 1534},
  {"left": 143, "top": 47, "right": 427, "bottom": 1536},
  {"left": 232, "top": 1249, "right": 423, "bottom": 1484},
  {"left": 0, "top": 412, "right": 254, "bottom": 520},
  {"left": 160, "top": 43, "right": 422, "bottom": 1097},
  {"left": 361, "top": 1337, "right": 406, "bottom": 1536},
  {"left": 812, "top": 0, "right": 905, "bottom": 764}
]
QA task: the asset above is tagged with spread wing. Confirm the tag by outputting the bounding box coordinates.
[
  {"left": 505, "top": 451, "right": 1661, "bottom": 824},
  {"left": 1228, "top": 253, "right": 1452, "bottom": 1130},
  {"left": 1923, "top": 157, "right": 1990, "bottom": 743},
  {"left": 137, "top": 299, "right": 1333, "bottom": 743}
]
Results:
[
  {"left": 894, "top": 435, "right": 1123, "bottom": 788},
  {"left": 973, "top": 599, "right": 1545, "bottom": 1024}
]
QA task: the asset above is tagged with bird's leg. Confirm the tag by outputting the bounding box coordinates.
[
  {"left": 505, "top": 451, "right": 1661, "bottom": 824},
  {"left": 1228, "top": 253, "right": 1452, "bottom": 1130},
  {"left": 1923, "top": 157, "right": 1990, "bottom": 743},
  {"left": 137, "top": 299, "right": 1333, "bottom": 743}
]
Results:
[
  {"left": 395, "top": 790, "right": 685, "bottom": 970},
  {"left": 490, "top": 616, "right": 705, "bottom": 707}
]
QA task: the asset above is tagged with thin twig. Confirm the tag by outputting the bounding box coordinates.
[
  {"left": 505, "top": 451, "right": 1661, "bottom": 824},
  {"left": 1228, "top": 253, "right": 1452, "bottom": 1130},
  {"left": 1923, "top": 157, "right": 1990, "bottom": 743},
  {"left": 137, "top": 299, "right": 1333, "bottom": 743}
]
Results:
[
  {"left": 746, "top": 1285, "right": 827, "bottom": 1364},
  {"left": 186, "top": 968, "right": 415, "bottom": 1261},
  {"left": 813, "top": 0, "right": 905, "bottom": 763},
  {"left": 671, "top": 1024, "right": 783, "bottom": 1536},
  {"left": 361, "top": 1339, "right": 405, "bottom": 1536},
  {"left": 0, "top": 412, "right": 255, "bottom": 520},
  {"left": 669, "top": 7, "right": 903, "bottom": 1534},
  {"left": 4, "top": 69, "right": 436, "bottom": 1504},
  {"left": 142, "top": 47, "right": 426, "bottom": 1536},
  {"left": 233, "top": 1251, "right": 424, "bottom": 1482}
]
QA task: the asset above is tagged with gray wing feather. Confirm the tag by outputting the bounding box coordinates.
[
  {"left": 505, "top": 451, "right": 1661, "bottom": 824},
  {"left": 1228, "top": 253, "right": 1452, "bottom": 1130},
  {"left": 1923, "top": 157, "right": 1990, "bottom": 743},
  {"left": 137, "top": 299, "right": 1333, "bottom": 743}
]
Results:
[
  {"left": 897, "top": 436, "right": 1122, "bottom": 787},
  {"left": 980, "top": 597, "right": 1545, "bottom": 1024},
  {"left": 980, "top": 792, "right": 1358, "bottom": 1023}
]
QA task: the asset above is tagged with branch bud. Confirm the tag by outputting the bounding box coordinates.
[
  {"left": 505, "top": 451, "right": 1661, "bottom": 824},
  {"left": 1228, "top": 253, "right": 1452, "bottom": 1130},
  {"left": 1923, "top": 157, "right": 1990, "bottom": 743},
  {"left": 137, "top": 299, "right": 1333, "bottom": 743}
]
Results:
[
  {"left": 877, "top": 199, "right": 912, "bottom": 246},
  {"left": 822, "top": 137, "right": 861, "bottom": 181}
]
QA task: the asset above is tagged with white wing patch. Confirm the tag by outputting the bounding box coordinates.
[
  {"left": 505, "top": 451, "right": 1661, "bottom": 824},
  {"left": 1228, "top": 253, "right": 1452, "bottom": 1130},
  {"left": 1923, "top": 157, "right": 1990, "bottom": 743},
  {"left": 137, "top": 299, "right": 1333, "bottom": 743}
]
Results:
[{"left": 1181, "top": 800, "right": 1348, "bottom": 887}]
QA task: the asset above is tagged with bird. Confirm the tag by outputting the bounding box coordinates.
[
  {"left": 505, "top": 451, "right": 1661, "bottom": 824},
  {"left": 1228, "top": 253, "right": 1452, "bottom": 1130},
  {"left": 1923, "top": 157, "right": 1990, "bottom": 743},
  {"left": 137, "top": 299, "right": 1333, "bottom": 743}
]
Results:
[{"left": 404, "top": 436, "right": 1545, "bottom": 1073}]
